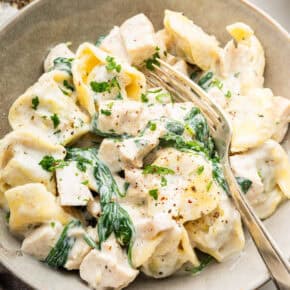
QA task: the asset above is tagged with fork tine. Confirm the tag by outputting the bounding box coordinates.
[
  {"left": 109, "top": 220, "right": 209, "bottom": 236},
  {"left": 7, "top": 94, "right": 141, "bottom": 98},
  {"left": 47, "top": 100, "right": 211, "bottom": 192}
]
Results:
[
  {"left": 156, "top": 59, "right": 224, "bottom": 119},
  {"left": 150, "top": 66, "right": 219, "bottom": 123},
  {"left": 143, "top": 70, "right": 184, "bottom": 103},
  {"left": 145, "top": 69, "right": 218, "bottom": 132},
  {"left": 146, "top": 69, "right": 219, "bottom": 131}
]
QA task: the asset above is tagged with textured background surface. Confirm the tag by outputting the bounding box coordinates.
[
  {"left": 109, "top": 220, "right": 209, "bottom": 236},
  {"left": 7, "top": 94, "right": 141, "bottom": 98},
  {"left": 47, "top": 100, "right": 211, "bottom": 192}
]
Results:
[{"left": 0, "top": 0, "right": 289, "bottom": 289}]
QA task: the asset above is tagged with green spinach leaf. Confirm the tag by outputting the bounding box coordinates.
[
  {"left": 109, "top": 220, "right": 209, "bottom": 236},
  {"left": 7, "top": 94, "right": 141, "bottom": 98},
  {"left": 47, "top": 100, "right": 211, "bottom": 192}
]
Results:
[{"left": 236, "top": 177, "right": 252, "bottom": 194}]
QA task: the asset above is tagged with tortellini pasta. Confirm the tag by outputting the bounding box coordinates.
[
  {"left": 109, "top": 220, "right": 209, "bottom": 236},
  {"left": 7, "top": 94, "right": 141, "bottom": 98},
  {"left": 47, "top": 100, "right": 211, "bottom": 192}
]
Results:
[
  {"left": 5, "top": 183, "right": 72, "bottom": 232},
  {"left": 9, "top": 70, "right": 90, "bottom": 145},
  {"left": 0, "top": 130, "right": 65, "bottom": 195},
  {"left": 230, "top": 140, "right": 290, "bottom": 218},
  {"left": 72, "top": 43, "right": 146, "bottom": 115},
  {"left": 164, "top": 10, "right": 221, "bottom": 70},
  {"left": 186, "top": 198, "right": 245, "bottom": 261}
]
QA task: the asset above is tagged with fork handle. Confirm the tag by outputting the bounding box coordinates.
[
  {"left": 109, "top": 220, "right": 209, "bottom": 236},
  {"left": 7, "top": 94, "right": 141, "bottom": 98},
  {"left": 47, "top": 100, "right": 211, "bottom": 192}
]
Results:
[{"left": 224, "top": 162, "right": 290, "bottom": 289}]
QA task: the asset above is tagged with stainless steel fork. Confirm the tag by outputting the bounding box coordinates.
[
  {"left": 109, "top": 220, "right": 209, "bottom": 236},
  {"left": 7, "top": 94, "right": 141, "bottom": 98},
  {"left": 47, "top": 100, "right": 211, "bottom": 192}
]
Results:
[{"left": 144, "top": 58, "right": 290, "bottom": 290}]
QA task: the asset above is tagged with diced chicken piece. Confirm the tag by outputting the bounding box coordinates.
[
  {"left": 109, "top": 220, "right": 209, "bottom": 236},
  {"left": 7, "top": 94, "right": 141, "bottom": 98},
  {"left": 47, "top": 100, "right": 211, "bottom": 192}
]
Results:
[
  {"left": 80, "top": 236, "right": 139, "bottom": 290},
  {"left": 155, "top": 29, "right": 171, "bottom": 57},
  {"left": 21, "top": 222, "right": 63, "bottom": 261},
  {"left": 164, "top": 10, "right": 220, "bottom": 70},
  {"left": 272, "top": 96, "right": 290, "bottom": 142},
  {"left": 56, "top": 161, "right": 93, "bottom": 206},
  {"left": 219, "top": 23, "right": 265, "bottom": 95},
  {"left": 100, "top": 26, "right": 130, "bottom": 64},
  {"left": 124, "top": 168, "right": 150, "bottom": 201},
  {"left": 97, "top": 100, "right": 146, "bottom": 136},
  {"left": 98, "top": 139, "right": 123, "bottom": 173},
  {"left": 44, "top": 43, "right": 74, "bottom": 72},
  {"left": 118, "top": 121, "right": 166, "bottom": 168},
  {"left": 230, "top": 140, "right": 290, "bottom": 218},
  {"left": 120, "top": 13, "right": 157, "bottom": 66},
  {"left": 65, "top": 226, "right": 98, "bottom": 270}
]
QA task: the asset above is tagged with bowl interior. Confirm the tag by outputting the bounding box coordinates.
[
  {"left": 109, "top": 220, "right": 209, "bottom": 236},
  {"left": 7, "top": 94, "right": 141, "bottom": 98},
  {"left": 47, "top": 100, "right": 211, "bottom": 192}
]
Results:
[{"left": 0, "top": 0, "right": 289, "bottom": 289}]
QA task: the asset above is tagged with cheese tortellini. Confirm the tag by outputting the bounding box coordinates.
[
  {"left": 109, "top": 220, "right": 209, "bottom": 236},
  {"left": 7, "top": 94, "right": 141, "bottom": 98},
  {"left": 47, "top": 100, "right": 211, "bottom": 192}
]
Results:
[
  {"left": 230, "top": 140, "right": 290, "bottom": 218},
  {"left": 0, "top": 130, "right": 65, "bottom": 195},
  {"left": 73, "top": 43, "right": 146, "bottom": 115},
  {"left": 0, "top": 9, "right": 289, "bottom": 290},
  {"left": 9, "top": 70, "right": 90, "bottom": 145}
]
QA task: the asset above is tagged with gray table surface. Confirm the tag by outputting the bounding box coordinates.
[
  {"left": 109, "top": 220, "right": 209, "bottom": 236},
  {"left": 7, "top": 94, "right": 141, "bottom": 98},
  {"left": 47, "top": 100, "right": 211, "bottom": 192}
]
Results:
[{"left": 0, "top": 0, "right": 289, "bottom": 289}]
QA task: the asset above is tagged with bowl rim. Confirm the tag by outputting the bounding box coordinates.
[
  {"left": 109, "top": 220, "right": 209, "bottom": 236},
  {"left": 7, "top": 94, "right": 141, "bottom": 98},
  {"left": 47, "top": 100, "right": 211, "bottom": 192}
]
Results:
[{"left": 0, "top": 0, "right": 288, "bottom": 289}]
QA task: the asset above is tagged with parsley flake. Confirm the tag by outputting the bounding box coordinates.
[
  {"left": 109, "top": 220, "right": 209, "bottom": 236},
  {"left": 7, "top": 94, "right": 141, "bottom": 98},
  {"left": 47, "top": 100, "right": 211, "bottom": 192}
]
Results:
[
  {"left": 149, "top": 189, "right": 158, "bottom": 200},
  {"left": 141, "top": 93, "right": 149, "bottom": 103},
  {"left": 101, "top": 109, "right": 112, "bottom": 116},
  {"left": 149, "top": 122, "right": 157, "bottom": 131},
  {"left": 161, "top": 176, "right": 167, "bottom": 187},
  {"left": 39, "top": 155, "right": 68, "bottom": 172},
  {"left": 143, "top": 165, "right": 175, "bottom": 175},
  {"left": 31, "top": 96, "right": 39, "bottom": 110},
  {"left": 90, "top": 77, "right": 120, "bottom": 93},
  {"left": 144, "top": 47, "right": 160, "bottom": 71},
  {"left": 50, "top": 113, "right": 60, "bottom": 128},
  {"left": 196, "top": 166, "right": 204, "bottom": 175},
  {"left": 106, "top": 56, "right": 121, "bottom": 73},
  {"left": 225, "top": 90, "right": 232, "bottom": 98}
]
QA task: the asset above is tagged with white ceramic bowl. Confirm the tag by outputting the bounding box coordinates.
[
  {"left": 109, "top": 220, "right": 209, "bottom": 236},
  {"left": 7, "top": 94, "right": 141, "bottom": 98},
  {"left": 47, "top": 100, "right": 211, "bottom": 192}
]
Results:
[{"left": 0, "top": 1, "right": 289, "bottom": 289}]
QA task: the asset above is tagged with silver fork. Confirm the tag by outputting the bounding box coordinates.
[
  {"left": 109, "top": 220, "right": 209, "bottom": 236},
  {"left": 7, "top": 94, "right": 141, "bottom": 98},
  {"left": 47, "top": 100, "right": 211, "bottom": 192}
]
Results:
[{"left": 144, "top": 58, "right": 290, "bottom": 290}]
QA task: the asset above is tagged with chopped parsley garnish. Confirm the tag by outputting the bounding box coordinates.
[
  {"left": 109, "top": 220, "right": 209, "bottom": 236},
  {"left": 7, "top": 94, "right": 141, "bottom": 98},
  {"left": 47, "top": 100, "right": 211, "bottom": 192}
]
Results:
[
  {"left": 225, "top": 90, "right": 232, "bottom": 98},
  {"left": 81, "top": 180, "right": 89, "bottom": 185},
  {"left": 31, "top": 96, "right": 39, "bottom": 110},
  {"left": 196, "top": 166, "right": 204, "bottom": 175},
  {"left": 149, "top": 189, "right": 158, "bottom": 200},
  {"left": 236, "top": 177, "right": 252, "bottom": 194},
  {"left": 155, "top": 92, "right": 172, "bottom": 103},
  {"left": 143, "top": 164, "right": 175, "bottom": 175},
  {"left": 144, "top": 47, "right": 160, "bottom": 71},
  {"left": 115, "top": 92, "right": 123, "bottom": 100},
  {"left": 210, "top": 79, "right": 223, "bottom": 90},
  {"left": 149, "top": 122, "right": 157, "bottom": 131},
  {"left": 141, "top": 93, "right": 149, "bottom": 103},
  {"left": 39, "top": 155, "right": 68, "bottom": 172},
  {"left": 106, "top": 56, "right": 121, "bottom": 73},
  {"left": 101, "top": 109, "right": 112, "bottom": 116},
  {"left": 206, "top": 180, "right": 213, "bottom": 192},
  {"left": 90, "top": 77, "right": 120, "bottom": 93},
  {"left": 161, "top": 176, "right": 167, "bottom": 187},
  {"left": 50, "top": 113, "right": 60, "bottom": 128}
]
